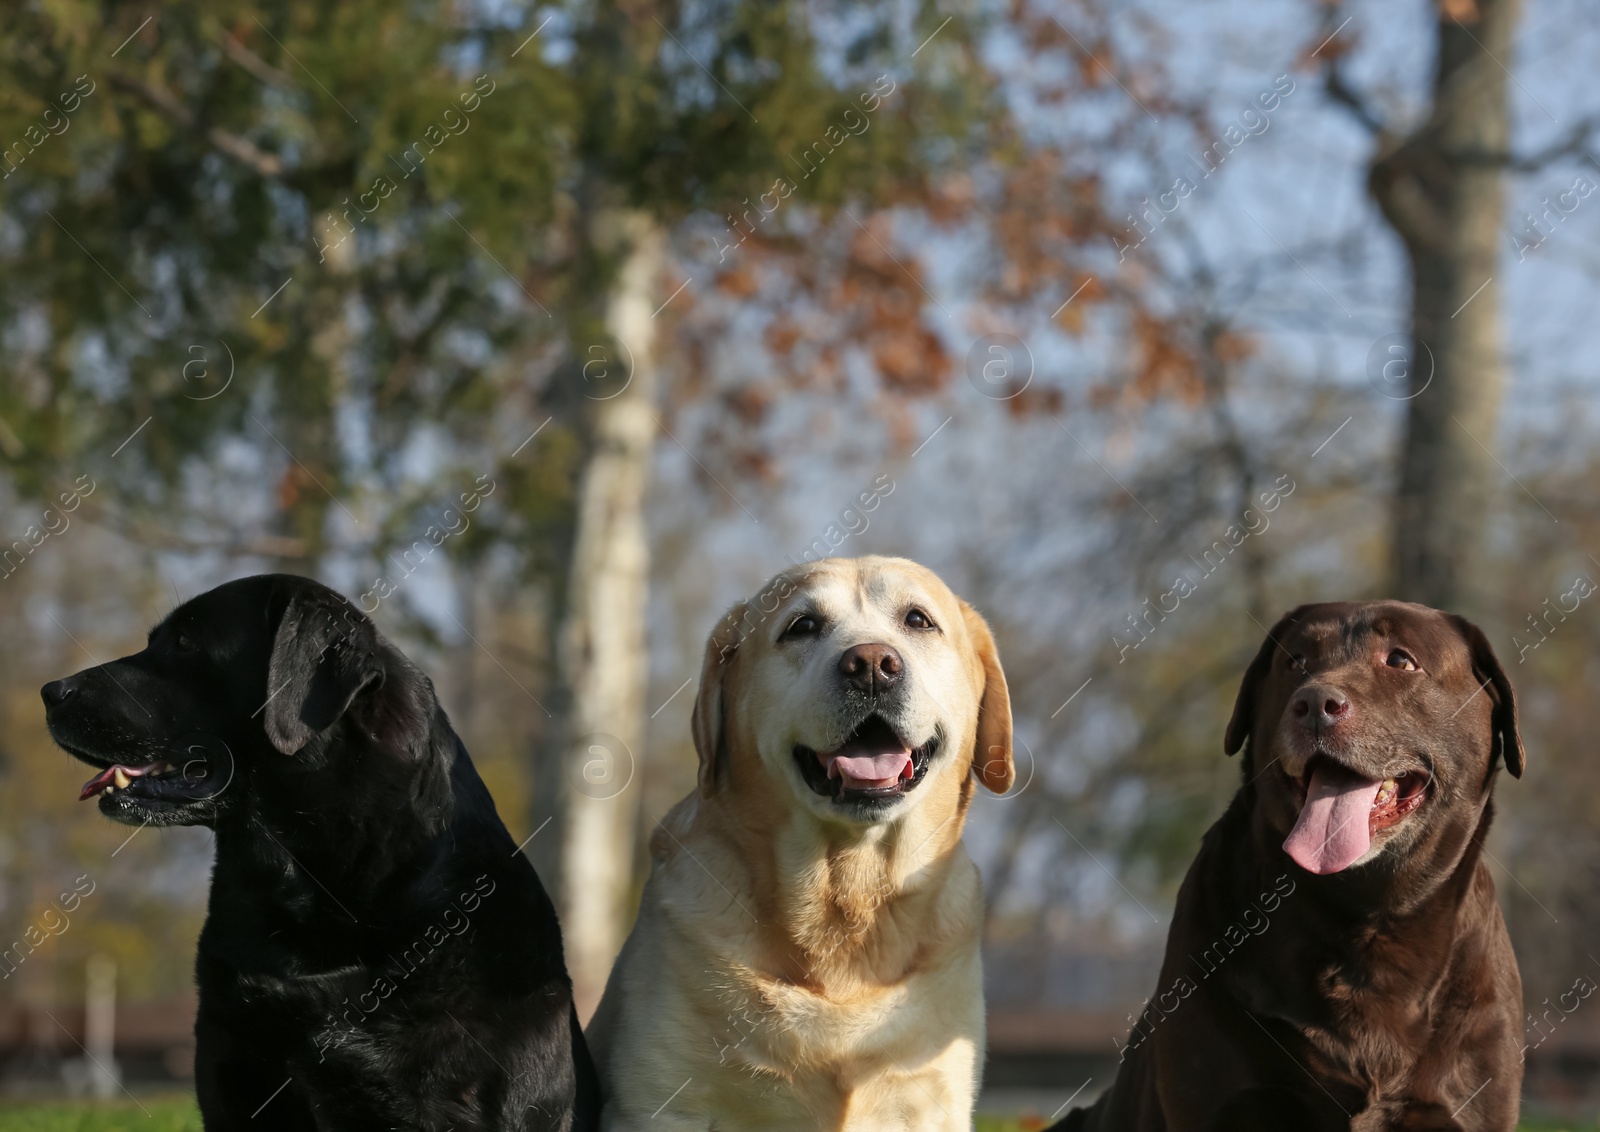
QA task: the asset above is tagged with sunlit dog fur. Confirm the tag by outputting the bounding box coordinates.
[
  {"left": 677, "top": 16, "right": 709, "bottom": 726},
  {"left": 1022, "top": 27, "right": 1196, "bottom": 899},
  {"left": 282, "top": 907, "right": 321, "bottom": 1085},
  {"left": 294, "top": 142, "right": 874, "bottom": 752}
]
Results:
[{"left": 587, "top": 556, "right": 1013, "bottom": 1131}]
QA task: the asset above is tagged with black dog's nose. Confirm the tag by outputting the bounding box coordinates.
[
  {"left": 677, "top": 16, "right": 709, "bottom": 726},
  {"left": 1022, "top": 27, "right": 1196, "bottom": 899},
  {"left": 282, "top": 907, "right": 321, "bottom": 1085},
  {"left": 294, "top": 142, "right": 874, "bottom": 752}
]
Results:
[
  {"left": 41, "top": 678, "right": 75, "bottom": 710},
  {"left": 1292, "top": 684, "right": 1351, "bottom": 730},
  {"left": 838, "top": 643, "right": 903, "bottom": 693}
]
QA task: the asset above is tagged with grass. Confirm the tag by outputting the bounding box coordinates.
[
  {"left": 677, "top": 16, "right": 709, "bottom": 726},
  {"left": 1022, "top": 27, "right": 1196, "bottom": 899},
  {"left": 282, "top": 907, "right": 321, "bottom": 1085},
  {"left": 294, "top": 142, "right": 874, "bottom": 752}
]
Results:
[
  {"left": 0, "top": 1097, "right": 202, "bottom": 1132},
  {"left": 0, "top": 1098, "right": 1594, "bottom": 1131}
]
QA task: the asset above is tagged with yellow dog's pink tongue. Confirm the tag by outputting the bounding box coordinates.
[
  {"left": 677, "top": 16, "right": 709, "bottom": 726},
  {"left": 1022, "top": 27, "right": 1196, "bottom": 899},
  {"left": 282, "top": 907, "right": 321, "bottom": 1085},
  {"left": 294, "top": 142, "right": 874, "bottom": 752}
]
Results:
[
  {"left": 1284, "top": 762, "right": 1382, "bottom": 875},
  {"left": 824, "top": 752, "right": 913, "bottom": 790}
]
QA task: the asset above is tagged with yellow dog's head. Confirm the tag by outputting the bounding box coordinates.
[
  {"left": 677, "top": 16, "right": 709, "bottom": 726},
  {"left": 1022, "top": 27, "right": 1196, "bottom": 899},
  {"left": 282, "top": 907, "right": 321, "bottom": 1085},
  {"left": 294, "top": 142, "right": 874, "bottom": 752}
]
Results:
[{"left": 691, "top": 556, "right": 1012, "bottom": 829}]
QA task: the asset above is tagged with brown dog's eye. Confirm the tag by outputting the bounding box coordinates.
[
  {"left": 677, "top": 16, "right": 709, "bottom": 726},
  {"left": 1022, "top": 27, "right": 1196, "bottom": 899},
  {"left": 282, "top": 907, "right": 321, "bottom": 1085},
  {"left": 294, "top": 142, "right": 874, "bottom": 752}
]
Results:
[
  {"left": 905, "top": 608, "right": 936, "bottom": 630},
  {"left": 1386, "top": 648, "right": 1418, "bottom": 671},
  {"left": 1286, "top": 653, "right": 1306, "bottom": 672},
  {"left": 781, "top": 614, "right": 819, "bottom": 639}
]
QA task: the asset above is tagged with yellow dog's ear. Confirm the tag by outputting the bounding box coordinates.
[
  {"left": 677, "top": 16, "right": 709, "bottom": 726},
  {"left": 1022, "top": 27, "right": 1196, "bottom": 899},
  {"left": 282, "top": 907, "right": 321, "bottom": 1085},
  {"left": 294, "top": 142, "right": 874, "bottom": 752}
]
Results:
[
  {"left": 691, "top": 600, "right": 749, "bottom": 797},
  {"left": 962, "top": 601, "right": 1013, "bottom": 793}
]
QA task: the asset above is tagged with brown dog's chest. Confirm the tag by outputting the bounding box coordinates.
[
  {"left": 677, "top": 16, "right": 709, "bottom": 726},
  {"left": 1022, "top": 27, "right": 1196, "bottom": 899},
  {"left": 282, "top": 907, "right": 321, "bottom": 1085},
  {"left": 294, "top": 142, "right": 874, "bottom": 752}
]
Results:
[{"left": 1253, "top": 901, "right": 1518, "bottom": 1128}]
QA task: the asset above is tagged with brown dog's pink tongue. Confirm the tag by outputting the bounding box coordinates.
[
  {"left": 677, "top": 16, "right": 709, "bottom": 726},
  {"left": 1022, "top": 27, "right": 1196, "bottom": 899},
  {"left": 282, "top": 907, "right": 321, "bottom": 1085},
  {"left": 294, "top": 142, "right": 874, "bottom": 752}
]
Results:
[{"left": 1284, "top": 763, "right": 1383, "bottom": 875}]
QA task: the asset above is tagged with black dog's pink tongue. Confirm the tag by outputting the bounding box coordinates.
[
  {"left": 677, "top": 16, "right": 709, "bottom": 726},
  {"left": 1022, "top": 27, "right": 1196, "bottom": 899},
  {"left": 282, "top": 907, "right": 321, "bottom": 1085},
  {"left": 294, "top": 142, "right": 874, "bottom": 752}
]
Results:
[
  {"left": 79, "top": 765, "right": 121, "bottom": 801},
  {"left": 1284, "top": 762, "right": 1383, "bottom": 875}
]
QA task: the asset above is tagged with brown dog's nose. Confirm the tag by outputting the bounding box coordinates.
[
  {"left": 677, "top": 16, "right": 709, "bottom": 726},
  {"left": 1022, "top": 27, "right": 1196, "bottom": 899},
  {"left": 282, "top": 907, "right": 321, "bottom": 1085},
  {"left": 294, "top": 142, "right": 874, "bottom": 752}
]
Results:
[
  {"left": 41, "top": 678, "right": 75, "bottom": 710},
  {"left": 1292, "top": 684, "right": 1351, "bottom": 730},
  {"left": 838, "top": 643, "right": 903, "bottom": 693}
]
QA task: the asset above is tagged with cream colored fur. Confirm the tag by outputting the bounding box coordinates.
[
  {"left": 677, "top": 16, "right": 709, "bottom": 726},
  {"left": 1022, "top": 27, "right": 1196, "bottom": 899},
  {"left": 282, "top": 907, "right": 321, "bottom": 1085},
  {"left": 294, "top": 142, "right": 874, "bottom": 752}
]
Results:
[{"left": 587, "top": 556, "right": 1012, "bottom": 1131}]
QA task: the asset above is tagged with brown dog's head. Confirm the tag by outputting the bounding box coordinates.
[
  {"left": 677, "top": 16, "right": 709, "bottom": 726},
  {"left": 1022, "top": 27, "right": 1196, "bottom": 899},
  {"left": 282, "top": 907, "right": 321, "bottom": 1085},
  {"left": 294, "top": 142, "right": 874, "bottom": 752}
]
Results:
[
  {"left": 690, "top": 556, "right": 1012, "bottom": 830},
  {"left": 1224, "top": 601, "right": 1522, "bottom": 877}
]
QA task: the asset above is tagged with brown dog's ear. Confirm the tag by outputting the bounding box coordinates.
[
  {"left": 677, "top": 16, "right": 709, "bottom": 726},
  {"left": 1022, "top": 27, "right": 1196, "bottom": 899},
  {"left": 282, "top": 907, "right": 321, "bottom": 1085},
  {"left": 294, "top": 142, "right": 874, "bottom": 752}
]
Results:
[
  {"left": 1447, "top": 614, "right": 1525, "bottom": 779},
  {"left": 265, "top": 590, "right": 382, "bottom": 755},
  {"left": 691, "top": 600, "right": 749, "bottom": 797},
  {"left": 962, "top": 601, "right": 1014, "bottom": 793},
  {"left": 1224, "top": 606, "right": 1310, "bottom": 756}
]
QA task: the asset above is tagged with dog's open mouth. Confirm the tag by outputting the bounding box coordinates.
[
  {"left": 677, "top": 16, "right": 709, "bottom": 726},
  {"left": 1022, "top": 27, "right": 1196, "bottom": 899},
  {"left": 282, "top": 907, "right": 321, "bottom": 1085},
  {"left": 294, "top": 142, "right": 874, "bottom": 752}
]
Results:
[
  {"left": 68, "top": 740, "right": 231, "bottom": 823},
  {"left": 79, "top": 759, "right": 200, "bottom": 801},
  {"left": 793, "top": 715, "right": 937, "bottom": 806},
  {"left": 1284, "top": 754, "right": 1430, "bottom": 875}
]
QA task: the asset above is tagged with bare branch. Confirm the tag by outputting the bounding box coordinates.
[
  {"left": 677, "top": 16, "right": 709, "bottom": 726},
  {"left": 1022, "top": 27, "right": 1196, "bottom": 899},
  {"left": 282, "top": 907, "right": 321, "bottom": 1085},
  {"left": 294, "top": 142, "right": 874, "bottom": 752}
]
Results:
[
  {"left": 1323, "top": 66, "right": 1388, "bottom": 136},
  {"left": 221, "top": 33, "right": 295, "bottom": 90},
  {"left": 77, "top": 498, "right": 306, "bottom": 559},
  {"left": 109, "top": 72, "right": 285, "bottom": 179},
  {"left": 1508, "top": 117, "right": 1600, "bottom": 173}
]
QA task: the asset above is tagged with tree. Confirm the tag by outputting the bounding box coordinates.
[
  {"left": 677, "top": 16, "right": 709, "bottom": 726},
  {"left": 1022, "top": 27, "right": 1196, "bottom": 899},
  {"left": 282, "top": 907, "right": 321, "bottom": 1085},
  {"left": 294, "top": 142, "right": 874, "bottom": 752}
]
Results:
[{"left": 1323, "top": 0, "right": 1518, "bottom": 611}]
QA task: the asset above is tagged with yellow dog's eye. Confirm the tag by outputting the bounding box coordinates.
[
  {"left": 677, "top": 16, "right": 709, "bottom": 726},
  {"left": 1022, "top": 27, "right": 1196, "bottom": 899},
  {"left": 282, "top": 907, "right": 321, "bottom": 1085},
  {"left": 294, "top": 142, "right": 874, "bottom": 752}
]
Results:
[
  {"left": 905, "top": 608, "right": 935, "bottom": 630},
  {"left": 782, "top": 614, "right": 819, "bottom": 639}
]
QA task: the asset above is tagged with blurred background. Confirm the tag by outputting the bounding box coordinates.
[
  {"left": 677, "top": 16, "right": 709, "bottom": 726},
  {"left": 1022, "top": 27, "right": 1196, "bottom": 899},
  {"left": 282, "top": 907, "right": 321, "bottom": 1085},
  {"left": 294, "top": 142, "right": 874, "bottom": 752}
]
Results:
[{"left": 1, "top": 0, "right": 1598, "bottom": 1126}]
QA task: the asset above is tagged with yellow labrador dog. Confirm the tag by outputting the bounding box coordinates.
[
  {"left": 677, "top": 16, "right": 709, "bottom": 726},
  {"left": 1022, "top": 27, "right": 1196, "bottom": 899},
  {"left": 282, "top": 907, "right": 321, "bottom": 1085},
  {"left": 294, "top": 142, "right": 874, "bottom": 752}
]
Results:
[{"left": 587, "top": 555, "right": 1012, "bottom": 1131}]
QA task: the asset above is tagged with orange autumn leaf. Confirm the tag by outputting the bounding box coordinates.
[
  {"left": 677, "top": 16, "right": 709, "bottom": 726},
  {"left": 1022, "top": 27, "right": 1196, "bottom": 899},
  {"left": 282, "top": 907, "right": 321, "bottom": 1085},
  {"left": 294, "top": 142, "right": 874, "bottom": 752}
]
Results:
[
  {"left": 765, "top": 317, "right": 801, "bottom": 356},
  {"left": 715, "top": 267, "right": 759, "bottom": 298},
  {"left": 1213, "top": 330, "right": 1256, "bottom": 362},
  {"left": 1130, "top": 312, "right": 1205, "bottom": 403}
]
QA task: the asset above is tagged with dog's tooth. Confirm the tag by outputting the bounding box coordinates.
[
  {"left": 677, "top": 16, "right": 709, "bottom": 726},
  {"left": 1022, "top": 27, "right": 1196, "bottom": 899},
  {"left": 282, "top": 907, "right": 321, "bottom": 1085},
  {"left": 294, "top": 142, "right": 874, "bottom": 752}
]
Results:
[
  {"left": 100, "top": 787, "right": 112, "bottom": 797},
  {"left": 113, "top": 767, "right": 131, "bottom": 789}
]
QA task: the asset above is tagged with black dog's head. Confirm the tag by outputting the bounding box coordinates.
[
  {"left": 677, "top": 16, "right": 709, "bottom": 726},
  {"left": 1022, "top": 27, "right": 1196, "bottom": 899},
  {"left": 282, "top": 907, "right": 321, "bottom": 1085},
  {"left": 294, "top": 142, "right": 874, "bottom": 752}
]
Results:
[{"left": 42, "top": 574, "right": 441, "bottom": 829}]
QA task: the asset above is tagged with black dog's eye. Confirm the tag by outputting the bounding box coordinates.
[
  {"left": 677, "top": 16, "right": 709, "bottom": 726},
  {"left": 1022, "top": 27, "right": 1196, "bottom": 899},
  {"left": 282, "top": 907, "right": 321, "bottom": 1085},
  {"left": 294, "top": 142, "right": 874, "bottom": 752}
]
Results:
[
  {"left": 781, "top": 614, "right": 820, "bottom": 640},
  {"left": 905, "top": 608, "right": 936, "bottom": 631},
  {"left": 175, "top": 632, "right": 197, "bottom": 653},
  {"left": 1386, "top": 648, "right": 1418, "bottom": 671}
]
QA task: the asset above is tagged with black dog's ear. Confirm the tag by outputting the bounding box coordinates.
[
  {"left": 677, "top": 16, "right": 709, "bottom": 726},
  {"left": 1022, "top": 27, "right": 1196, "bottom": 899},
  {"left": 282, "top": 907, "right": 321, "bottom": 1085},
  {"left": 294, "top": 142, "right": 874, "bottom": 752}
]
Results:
[
  {"left": 1224, "top": 606, "right": 1310, "bottom": 757},
  {"left": 1447, "top": 613, "right": 1525, "bottom": 779},
  {"left": 265, "top": 591, "right": 382, "bottom": 755}
]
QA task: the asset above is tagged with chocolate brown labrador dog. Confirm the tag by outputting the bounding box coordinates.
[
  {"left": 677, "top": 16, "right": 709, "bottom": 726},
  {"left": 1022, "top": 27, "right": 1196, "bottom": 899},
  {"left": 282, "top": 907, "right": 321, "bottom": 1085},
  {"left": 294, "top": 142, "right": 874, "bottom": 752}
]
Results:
[{"left": 1054, "top": 601, "right": 1524, "bottom": 1132}]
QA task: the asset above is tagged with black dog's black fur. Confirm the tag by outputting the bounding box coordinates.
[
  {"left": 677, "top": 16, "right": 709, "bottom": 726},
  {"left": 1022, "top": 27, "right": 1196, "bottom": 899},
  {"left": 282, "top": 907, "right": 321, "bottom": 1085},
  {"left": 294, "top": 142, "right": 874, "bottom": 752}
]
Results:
[{"left": 42, "top": 574, "right": 599, "bottom": 1131}]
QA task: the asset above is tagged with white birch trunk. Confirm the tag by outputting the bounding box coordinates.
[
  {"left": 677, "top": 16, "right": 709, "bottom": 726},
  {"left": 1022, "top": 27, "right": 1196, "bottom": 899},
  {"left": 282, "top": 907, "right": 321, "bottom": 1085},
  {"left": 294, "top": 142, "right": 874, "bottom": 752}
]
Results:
[{"left": 556, "top": 210, "right": 662, "bottom": 1019}]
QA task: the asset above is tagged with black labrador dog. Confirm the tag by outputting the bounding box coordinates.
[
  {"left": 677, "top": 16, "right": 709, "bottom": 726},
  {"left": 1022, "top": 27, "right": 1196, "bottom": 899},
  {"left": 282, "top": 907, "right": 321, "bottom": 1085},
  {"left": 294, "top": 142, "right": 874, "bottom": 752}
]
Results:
[{"left": 42, "top": 574, "right": 598, "bottom": 1131}]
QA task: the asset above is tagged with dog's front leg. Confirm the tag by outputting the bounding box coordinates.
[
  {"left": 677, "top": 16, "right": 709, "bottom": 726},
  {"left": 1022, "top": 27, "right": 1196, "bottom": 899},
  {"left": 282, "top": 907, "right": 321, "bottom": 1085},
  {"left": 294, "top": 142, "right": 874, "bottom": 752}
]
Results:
[{"left": 194, "top": 1009, "right": 322, "bottom": 1131}]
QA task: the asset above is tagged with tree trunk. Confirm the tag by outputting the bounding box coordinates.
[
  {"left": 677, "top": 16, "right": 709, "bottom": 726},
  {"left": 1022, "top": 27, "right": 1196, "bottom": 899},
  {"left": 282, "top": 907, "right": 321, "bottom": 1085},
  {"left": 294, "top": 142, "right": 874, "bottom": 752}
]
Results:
[
  {"left": 542, "top": 210, "right": 662, "bottom": 1020},
  {"left": 1375, "top": 0, "right": 1515, "bottom": 612}
]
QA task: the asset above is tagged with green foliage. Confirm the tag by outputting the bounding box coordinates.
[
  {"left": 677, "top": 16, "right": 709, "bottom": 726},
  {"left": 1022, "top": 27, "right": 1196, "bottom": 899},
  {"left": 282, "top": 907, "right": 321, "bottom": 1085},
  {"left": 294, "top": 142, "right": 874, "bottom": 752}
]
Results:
[
  {"left": 0, "top": 0, "right": 993, "bottom": 577},
  {"left": 0, "top": 1, "right": 580, "bottom": 569}
]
